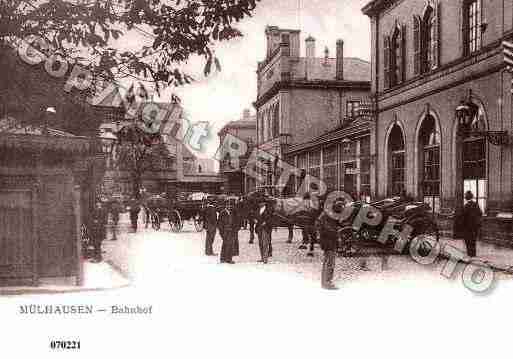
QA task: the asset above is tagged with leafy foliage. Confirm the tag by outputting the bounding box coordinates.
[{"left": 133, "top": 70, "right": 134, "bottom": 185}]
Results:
[{"left": 0, "top": 0, "right": 260, "bottom": 98}]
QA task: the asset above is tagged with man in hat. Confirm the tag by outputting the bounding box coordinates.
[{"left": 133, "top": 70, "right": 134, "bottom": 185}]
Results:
[
  {"left": 316, "top": 200, "right": 345, "bottom": 290},
  {"left": 461, "top": 190, "right": 482, "bottom": 257},
  {"left": 128, "top": 197, "right": 141, "bottom": 233},
  {"left": 218, "top": 199, "right": 236, "bottom": 264},
  {"left": 255, "top": 198, "right": 275, "bottom": 264},
  {"left": 203, "top": 196, "right": 218, "bottom": 256},
  {"left": 90, "top": 200, "right": 109, "bottom": 262},
  {"left": 231, "top": 197, "right": 243, "bottom": 257}
]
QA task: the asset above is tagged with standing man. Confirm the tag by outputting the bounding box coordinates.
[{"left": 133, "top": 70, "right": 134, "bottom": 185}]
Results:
[
  {"left": 128, "top": 197, "right": 141, "bottom": 233},
  {"left": 91, "top": 200, "right": 108, "bottom": 263},
  {"left": 203, "top": 196, "right": 218, "bottom": 256},
  {"left": 316, "top": 200, "right": 344, "bottom": 290},
  {"left": 110, "top": 199, "right": 121, "bottom": 241},
  {"left": 255, "top": 199, "right": 274, "bottom": 264},
  {"left": 231, "top": 198, "right": 243, "bottom": 257},
  {"left": 462, "top": 191, "right": 483, "bottom": 257},
  {"left": 218, "top": 199, "right": 235, "bottom": 264}
]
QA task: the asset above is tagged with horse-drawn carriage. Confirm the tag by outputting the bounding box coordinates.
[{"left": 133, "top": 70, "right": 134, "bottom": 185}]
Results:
[
  {"left": 244, "top": 190, "right": 439, "bottom": 257},
  {"left": 143, "top": 192, "right": 209, "bottom": 233},
  {"left": 143, "top": 194, "right": 182, "bottom": 232},
  {"left": 336, "top": 197, "right": 439, "bottom": 257}
]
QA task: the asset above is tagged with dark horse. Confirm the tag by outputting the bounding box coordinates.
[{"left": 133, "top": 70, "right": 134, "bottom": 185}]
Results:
[{"left": 243, "top": 191, "right": 325, "bottom": 256}]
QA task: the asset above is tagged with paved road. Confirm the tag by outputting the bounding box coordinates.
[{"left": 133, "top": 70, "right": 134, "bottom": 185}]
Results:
[{"left": 103, "top": 213, "right": 513, "bottom": 291}]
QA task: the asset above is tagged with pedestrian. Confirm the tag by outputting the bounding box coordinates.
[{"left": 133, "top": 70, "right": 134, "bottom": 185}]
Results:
[
  {"left": 255, "top": 198, "right": 274, "bottom": 264},
  {"left": 203, "top": 196, "right": 218, "bottom": 256},
  {"left": 218, "top": 199, "right": 235, "bottom": 264},
  {"left": 316, "top": 200, "right": 344, "bottom": 290},
  {"left": 110, "top": 200, "right": 121, "bottom": 241},
  {"left": 128, "top": 198, "right": 141, "bottom": 233},
  {"left": 90, "top": 200, "right": 108, "bottom": 263},
  {"left": 231, "top": 198, "right": 243, "bottom": 257},
  {"left": 461, "top": 191, "right": 483, "bottom": 257}
]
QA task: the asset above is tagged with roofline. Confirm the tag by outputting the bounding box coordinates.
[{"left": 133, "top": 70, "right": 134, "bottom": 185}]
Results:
[
  {"left": 362, "top": 0, "right": 393, "bottom": 16},
  {"left": 254, "top": 80, "right": 371, "bottom": 108}
]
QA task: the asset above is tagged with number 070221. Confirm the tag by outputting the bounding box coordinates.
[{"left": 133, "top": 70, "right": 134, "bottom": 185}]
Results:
[{"left": 50, "top": 341, "right": 81, "bottom": 350}]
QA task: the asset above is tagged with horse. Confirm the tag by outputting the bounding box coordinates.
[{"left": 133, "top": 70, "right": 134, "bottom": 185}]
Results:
[{"left": 243, "top": 191, "right": 326, "bottom": 256}]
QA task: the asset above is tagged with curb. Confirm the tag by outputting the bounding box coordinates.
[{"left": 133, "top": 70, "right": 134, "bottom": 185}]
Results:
[{"left": 0, "top": 261, "right": 132, "bottom": 296}]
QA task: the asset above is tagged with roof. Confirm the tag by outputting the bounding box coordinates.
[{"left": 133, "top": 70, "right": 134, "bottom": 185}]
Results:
[
  {"left": 285, "top": 118, "right": 371, "bottom": 155},
  {"left": 0, "top": 132, "right": 93, "bottom": 154},
  {"left": 362, "top": 0, "right": 391, "bottom": 15},
  {"left": 295, "top": 57, "right": 371, "bottom": 82},
  {"left": 218, "top": 114, "right": 256, "bottom": 136}
]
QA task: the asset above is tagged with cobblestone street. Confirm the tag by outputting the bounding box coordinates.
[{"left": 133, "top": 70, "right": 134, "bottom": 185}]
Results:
[{"left": 102, "top": 214, "right": 513, "bottom": 292}]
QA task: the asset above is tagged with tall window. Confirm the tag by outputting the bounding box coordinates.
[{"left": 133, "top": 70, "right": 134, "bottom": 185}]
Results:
[
  {"left": 323, "top": 145, "right": 338, "bottom": 192},
  {"left": 384, "top": 24, "right": 405, "bottom": 89},
  {"left": 413, "top": 3, "right": 440, "bottom": 76},
  {"left": 463, "top": 107, "right": 487, "bottom": 213},
  {"left": 388, "top": 124, "right": 406, "bottom": 196},
  {"left": 272, "top": 102, "right": 280, "bottom": 138},
  {"left": 346, "top": 100, "right": 361, "bottom": 119},
  {"left": 419, "top": 115, "right": 441, "bottom": 212},
  {"left": 309, "top": 150, "right": 321, "bottom": 181},
  {"left": 463, "top": 0, "right": 481, "bottom": 56},
  {"left": 423, "top": 7, "right": 436, "bottom": 72}
]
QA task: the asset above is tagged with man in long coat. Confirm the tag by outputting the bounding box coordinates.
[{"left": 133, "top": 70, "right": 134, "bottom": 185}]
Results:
[
  {"left": 461, "top": 191, "right": 482, "bottom": 257},
  {"left": 128, "top": 197, "right": 141, "bottom": 233},
  {"left": 255, "top": 199, "right": 275, "bottom": 264},
  {"left": 202, "top": 196, "right": 218, "bottom": 256},
  {"left": 91, "top": 200, "right": 109, "bottom": 262},
  {"left": 218, "top": 200, "right": 236, "bottom": 264},
  {"left": 316, "top": 200, "right": 344, "bottom": 290}
]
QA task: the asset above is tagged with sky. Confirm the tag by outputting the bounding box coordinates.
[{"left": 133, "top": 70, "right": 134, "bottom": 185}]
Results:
[{"left": 118, "top": 0, "right": 372, "bottom": 160}]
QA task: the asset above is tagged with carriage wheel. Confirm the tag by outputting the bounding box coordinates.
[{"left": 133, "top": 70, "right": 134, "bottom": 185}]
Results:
[
  {"left": 151, "top": 211, "right": 161, "bottom": 231},
  {"left": 193, "top": 215, "right": 204, "bottom": 232},
  {"left": 337, "top": 227, "right": 363, "bottom": 257},
  {"left": 169, "top": 210, "right": 183, "bottom": 233}
]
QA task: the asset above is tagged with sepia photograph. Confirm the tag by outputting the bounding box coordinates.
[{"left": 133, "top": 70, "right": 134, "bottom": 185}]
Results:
[{"left": 1, "top": 0, "right": 513, "bottom": 357}]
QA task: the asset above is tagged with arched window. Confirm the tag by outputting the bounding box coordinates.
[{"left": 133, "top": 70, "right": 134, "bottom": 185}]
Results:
[
  {"left": 463, "top": 0, "right": 482, "bottom": 56},
  {"left": 390, "top": 26, "right": 402, "bottom": 86},
  {"left": 463, "top": 105, "right": 487, "bottom": 213},
  {"left": 423, "top": 7, "right": 436, "bottom": 72},
  {"left": 383, "top": 23, "right": 405, "bottom": 89},
  {"left": 413, "top": 2, "right": 440, "bottom": 75},
  {"left": 388, "top": 124, "right": 406, "bottom": 196},
  {"left": 419, "top": 115, "right": 441, "bottom": 212}
]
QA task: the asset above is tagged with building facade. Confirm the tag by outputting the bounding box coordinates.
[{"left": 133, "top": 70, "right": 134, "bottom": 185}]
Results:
[
  {"left": 363, "top": 0, "right": 513, "bottom": 241},
  {"left": 254, "top": 26, "right": 372, "bottom": 192},
  {"left": 218, "top": 109, "right": 257, "bottom": 195}
]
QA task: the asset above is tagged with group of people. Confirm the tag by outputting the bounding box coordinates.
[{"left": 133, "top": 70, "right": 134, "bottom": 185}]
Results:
[
  {"left": 87, "top": 199, "right": 123, "bottom": 262},
  {"left": 202, "top": 195, "right": 274, "bottom": 264}
]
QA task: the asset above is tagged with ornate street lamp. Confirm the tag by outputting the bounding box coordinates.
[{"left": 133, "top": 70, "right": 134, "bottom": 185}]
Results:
[{"left": 456, "top": 96, "right": 509, "bottom": 146}]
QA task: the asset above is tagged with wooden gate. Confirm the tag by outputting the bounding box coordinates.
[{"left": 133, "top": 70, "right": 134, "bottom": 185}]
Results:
[{"left": 0, "top": 190, "right": 36, "bottom": 286}]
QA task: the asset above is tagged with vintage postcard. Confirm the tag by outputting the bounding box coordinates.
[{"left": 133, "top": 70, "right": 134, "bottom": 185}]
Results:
[{"left": 1, "top": 0, "right": 512, "bottom": 357}]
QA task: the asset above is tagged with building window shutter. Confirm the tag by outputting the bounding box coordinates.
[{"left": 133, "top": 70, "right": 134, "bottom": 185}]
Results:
[
  {"left": 413, "top": 15, "right": 421, "bottom": 75},
  {"left": 384, "top": 35, "right": 390, "bottom": 89},
  {"left": 433, "top": 1, "right": 441, "bottom": 68}
]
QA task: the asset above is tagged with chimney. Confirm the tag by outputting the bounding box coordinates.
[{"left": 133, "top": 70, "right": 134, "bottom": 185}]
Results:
[
  {"left": 336, "top": 39, "right": 344, "bottom": 80},
  {"left": 243, "top": 109, "right": 251, "bottom": 120},
  {"left": 305, "top": 36, "right": 316, "bottom": 58},
  {"left": 323, "top": 46, "right": 330, "bottom": 65}
]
